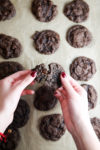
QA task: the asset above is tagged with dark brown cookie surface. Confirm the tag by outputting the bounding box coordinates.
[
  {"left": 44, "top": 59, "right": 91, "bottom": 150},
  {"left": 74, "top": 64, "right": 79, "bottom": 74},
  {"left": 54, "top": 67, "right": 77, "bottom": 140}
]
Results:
[
  {"left": 0, "top": 0, "right": 16, "bottom": 21},
  {"left": 91, "top": 117, "right": 100, "bottom": 140},
  {"left": 11, "top": 99, "right": 30, "bottom": 128},
  {"left": 33, "top": 30, "right": 60, "bottom": 55},
  {"left": 67, "top": 25, "right": 92, "bottom": 48},
  {"left": 0, "top": 34, "right": 22, "bottom": 59},
  {"left": 45, "top": 63, "right": 65, "bottom": 89},
  {"left": 32, "top": 64, "right": 48, "bottom": 83},
  {"left": 0, "top": 127, "right": 20, "bottom": 150},
  {"left": 64, "top": 0, "right": 89, "bottom": 23},
  {"left": 32, "top": 0, "right": 57, "bottom": 22},
  {"left": 0, "top": 61, "right": 24, "bottom": 80},
  {"left": 39, "top": 114, "right": 66, "bottom": 141},
  {"left": 34, "top": 86, "right": 58, "bottom": 111},
  {"left": 70, "top": 57, "right": 96, "bottom": 81},
  {"left": 81, "top": 84, "right": 97, "bottom": 110}
]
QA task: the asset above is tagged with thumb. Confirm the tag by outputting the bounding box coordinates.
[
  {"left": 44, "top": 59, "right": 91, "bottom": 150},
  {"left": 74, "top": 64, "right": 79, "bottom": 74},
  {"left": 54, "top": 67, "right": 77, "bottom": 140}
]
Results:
[
  {"left": 61, "top": 72, "right": 76, "bottom": 97},
  {"left": 16, "top": 71, "right": 37, "bottom": 91}
]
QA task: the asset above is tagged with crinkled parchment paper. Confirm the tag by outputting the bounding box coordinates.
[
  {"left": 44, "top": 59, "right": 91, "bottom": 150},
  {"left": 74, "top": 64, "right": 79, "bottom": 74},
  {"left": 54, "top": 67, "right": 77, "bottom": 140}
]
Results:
[{"left": 0, "top": 0, "right": 100, "bottom": 150}]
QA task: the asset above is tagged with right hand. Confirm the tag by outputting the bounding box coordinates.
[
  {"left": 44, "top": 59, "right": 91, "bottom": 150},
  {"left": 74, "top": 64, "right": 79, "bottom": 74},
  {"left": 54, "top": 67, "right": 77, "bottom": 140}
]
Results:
[{"left": 55, "top": 72, "right": 91, "bottom": 134}]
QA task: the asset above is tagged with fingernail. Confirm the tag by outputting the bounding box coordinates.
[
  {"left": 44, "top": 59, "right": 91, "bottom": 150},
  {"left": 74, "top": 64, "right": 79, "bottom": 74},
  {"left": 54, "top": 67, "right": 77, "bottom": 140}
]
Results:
[
  {"left": 54, "top": 91, "right": 58, "bottom": 95},
  {"left": 31, "top": 71, "right": 37, "bottom": 77},
  {"left": 62, "top": 72, "right": 66, "bottom": 78}
]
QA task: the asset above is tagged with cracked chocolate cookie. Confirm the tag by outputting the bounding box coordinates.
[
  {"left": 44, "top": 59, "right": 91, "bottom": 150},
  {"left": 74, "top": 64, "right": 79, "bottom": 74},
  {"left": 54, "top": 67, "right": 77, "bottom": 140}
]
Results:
[
  {"left": 32, "top": 0, "right": 57, "bottom": 22},
  {"left": 0, "top": 0, "right": 16, "bottom": 21},
  {"left": 70, "top": 57, "right": 96, "bottom": 81},
  {"left": 39, "top": 114, "right": 66, "bottom": 141},
  {"left": 45, "top": 63, "right": 65, "bottom": 89},
  {"left": 91, "top": 117, "right": 100, "bottom": 140},
  {"left": 0, "top": 34, "right": 22, "bottom": 59},
  {"left": 0, "top": 127, "right": 20, "bottom": 150},
  {"left": 0, "top": 61, "right": 24, "bottom": 80},
  {"left": 11, "top": 99, "right": 30, "bottom": 128},
  {"left": 33, "top": 30, "right": 60, "bottom": 55},
  {"left": 34, "top": 85, "right": 58, "bottom": 111},
  {"left": 64, "top": 0, "right": 89, "bottom": 23},
  {"left": 81, "top": 84, "right": 97, "bottom": 110},
  {"left": 32, "top": 64, "right": 48, "bottom": 83},
  {"left": 67, "top": 25, "right": 92, "bottom": 48}
]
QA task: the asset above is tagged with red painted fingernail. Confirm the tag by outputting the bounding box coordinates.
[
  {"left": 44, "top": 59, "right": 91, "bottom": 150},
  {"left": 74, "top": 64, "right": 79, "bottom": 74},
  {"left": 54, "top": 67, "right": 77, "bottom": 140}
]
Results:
[
  {"left": 54, "top": 91, "right": 58, "bottom": 95},
  {"left": 31, "top": 71, "right": 37, "bottom": 77},
  {"left": 62, "top": 72, "right": 66, "bottom": 78}
]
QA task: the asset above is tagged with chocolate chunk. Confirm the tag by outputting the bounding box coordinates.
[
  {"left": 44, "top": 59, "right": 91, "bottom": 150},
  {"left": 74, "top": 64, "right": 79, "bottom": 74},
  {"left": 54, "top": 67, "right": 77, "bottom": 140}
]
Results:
[
  {"left": 0, "top": 61, "right": 24, "bottom": 80},
  {"left": 0, "top": 0, "right": 16, "bottom": 21},
  {"left": 33, "top": 30, "right": 60, "bottom": 55},
  {"left": 39, "top": 114, "right": 66, "bottom": 141},
  {"left": 64, "top": 0, "right": 89, "bottom": 23},
  {"left": 32, "top": 0, "right": 58, "bottom": 22},
  {"left": 34, "top": 85, "right": 58, "bottom": 111},
  {"left": 0, "top": 34, "right": 22, "bottom": 59},
  {"left": 81, "top": 84, "right": 97, "bottom": 110},
  {"left": 70, "top": 57, "right": 96, "bottom": 81},
  {"left": 67, "top": 25, "right": 92, "bottom": 48}
]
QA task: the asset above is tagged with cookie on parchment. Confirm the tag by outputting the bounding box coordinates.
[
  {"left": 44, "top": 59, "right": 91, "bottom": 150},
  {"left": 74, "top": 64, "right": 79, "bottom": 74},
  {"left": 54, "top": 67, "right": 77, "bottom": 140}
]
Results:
[
  {"left": 0, "top": 34, "right": 22, "bottom": 59},
  {"left": 32, "top": 0, "right": 57, "bottom": 22},
  {"left": 0, "top": 0, "right": 16, "bottom": 21},
  {"left": 64, "top": 0, "right": 89, "bottom": 23},
  {"left": 39, "top": 114, "right": 66, "bottom": 141},
  {"left": 67, "top": 25, "right": 92, "bottom": 48},
  {"left": 91, "top": 117, "right": 100, "bottom": 140},
  {"left": 70, "top": 57, "right": 96, "bottom": 81}
]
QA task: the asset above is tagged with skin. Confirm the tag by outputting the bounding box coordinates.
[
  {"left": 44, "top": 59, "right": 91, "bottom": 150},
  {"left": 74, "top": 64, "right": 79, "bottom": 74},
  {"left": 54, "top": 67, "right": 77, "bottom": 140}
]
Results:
[{"left": 0, "top": 71, "right": 100, "bottom": 150}]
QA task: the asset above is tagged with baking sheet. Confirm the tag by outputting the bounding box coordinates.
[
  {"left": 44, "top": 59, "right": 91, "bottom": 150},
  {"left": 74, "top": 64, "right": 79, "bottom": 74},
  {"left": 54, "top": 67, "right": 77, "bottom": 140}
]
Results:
[{"left": 0, "top": 0, "right": 100, "bottom": 150}]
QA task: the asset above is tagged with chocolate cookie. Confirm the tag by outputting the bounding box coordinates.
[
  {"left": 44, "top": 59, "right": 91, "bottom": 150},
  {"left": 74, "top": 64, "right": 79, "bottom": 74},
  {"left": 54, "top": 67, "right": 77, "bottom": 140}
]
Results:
[
  {"left": 11, "top": 99, "right": 30, "bottom": 128},
  {"left": 81, "top": 84, "right": 97, "bottom": 110},
  {"left": 64, "top": 0, "right": 89, "bottom": 23},
  {"left": 67, "top": 25, "right": 92, "bottom": 48},
  {"left": 39, "top": 114, "right": 66, "bottom": 141},
  {"left": 0, "top": 127, "right": 20, "bottom": 150},
  {"left": 32, "top": 64, "right": 48, "bottom": 83},
  {"left": 0, "top": 0, "right": 16, "bottom": 21},
  {"left": 0, "top": 34, "right": 22, "bottom": 59},
  {"left": 33, "top": 30, "right": 60, "bottom": 55},
  {"left": 70, "top": 57, "right": 96, "bottom": 81},
  {"left": 32, "top": 0, "right": 57, "bottom": 22},
  {"left": 34, "top": 86, "right": 58, "bottom": 111},
  {"left": 0, "top": 61, "right": 24, "bottom": 80},
  {"left": 91, "top": 117, "right": 100, "bottom": 140},
  {"left": 45, "top": 63, "right": 65, "bottom": 89}
]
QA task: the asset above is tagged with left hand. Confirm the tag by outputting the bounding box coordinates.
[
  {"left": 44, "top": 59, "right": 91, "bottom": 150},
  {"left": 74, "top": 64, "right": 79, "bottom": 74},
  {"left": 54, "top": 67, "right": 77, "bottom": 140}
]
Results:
[{"left": 0, "top": 70, "right": 36, "bottom": 133}]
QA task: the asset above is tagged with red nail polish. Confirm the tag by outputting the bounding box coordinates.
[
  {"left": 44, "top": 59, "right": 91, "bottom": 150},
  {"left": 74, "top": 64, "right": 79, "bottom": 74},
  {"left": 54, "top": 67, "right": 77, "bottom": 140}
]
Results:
[
  {"left": 54, "top": 91, "right": 58, "bottom": 95},
  {"left": 62, "top": 72, "right": 66, "bottom": 78},
  {"left": 31, "top": 71, "right": 36, "bottom": 77}
]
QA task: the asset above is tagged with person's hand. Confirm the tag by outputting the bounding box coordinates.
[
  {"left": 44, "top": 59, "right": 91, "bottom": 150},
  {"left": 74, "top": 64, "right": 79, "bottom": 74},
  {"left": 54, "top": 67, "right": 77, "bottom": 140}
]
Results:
[
  {"left": 0, "top": 70, "right": 37, "bottom": 133},
  {"left": 55, "top": 72, "right": 91, "bottom": 134}
]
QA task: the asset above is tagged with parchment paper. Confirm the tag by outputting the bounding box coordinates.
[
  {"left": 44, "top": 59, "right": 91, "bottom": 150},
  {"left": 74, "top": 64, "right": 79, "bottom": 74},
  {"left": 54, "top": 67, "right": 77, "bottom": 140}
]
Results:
[{"left": 0, "top": 0, "right": 100, "bottom": 150}]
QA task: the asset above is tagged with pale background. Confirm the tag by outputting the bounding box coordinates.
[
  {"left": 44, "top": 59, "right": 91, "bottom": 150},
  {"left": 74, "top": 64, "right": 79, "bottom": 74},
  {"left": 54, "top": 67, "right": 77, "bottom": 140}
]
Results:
[{"left": 0, "top": 0, "right": 100, "bottom": 150}]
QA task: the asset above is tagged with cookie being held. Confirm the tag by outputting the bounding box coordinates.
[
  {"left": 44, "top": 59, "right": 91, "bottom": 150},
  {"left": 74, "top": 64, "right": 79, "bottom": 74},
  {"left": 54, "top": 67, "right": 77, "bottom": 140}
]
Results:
[
  {"left": 81, "top": 84, "right": 97, "bottom": 110},
  {"left": 0, "top": 34, "right": 22, "bottom": 59},
  {"left": 0, "top": 0, "right": 16, "bottom": 21},
  {"left": 11, "top": 99, "right": 30, "bottom": 128},
  {"left": 70, "top": 57, "right": 96, "bottom": 81},
  {"left": 64, "top": 0, "right": 89, "bottom": 23},
  {"left": 0, "top": 61, "right": 24, "bottom": 80},
  {"left": 33, "top": 30, "right": 60, "bottom": 55},
  {"left": 39, "top": 114, "right": 66, "bottom": 141},
  {"left": 0, "top": 127, "right": 20, "bottom": 150},
  {"left": 32, "top": 0, "right": 58, "bottom": 22},
  {"left": 34, "top": 85, "right": 58, "bottom": 111},
  {"left": 67, "top": 25, "right": 92, "bottom": 48}
]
